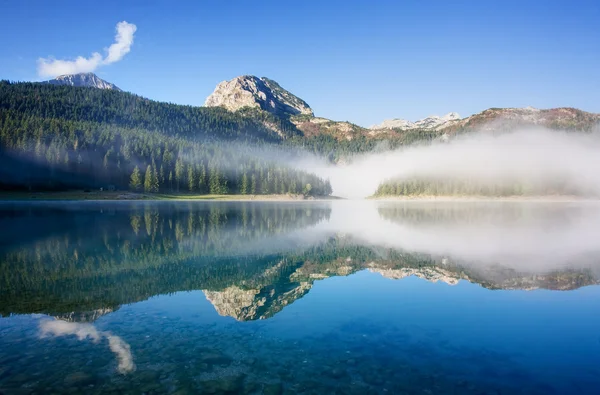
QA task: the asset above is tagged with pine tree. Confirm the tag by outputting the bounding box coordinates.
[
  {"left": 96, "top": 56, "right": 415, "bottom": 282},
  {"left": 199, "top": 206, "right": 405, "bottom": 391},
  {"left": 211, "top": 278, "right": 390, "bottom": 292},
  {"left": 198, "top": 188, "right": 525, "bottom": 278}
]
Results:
[
  {"left": 159, "top": 164, "right": 165, "bottom": 185},
  {"left": 250, "top": 174, "right": 257, "bottom": 195},
  {"left": 188, "top": 164, "right": 196, "bottom": 192},
  {"left": 240, "top": 172, "right": 248, "bottom": 195},
  {"left": 199, "top": 163, "right": 206, "bottom": 193},
  {"left": 152, "top": 164, "right": 160, "bottom": 192},
  {"left": 175, "top": 157, "right": 184, "bottom": 192},
  {"left": 129, "top": 165, "right": 142, "bottom": 191},
  {"left": 209, "top": 165, "right": 219, "bottom": 194},
  {"left": 143, "top": 165, "right": 153, "bottom": 192}
]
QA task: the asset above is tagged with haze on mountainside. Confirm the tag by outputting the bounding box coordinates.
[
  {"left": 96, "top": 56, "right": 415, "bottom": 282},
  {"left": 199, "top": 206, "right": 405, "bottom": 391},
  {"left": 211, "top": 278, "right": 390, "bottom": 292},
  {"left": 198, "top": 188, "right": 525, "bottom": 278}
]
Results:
[
  {"left": 203, "top": 75, "right": 600, "bottom": 199},
  {"left": 1, "top": 16, "right": 599, "bottom": 199},
  {"left": 2, "top": 71, "right": 600, "bottom": 199}
]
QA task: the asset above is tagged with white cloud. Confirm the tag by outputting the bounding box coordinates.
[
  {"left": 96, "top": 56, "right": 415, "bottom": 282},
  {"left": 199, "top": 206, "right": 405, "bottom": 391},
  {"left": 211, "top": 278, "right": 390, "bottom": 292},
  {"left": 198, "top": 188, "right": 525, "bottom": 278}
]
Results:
[
  {"left": 107, "top": 334, "right": 136, "bottom": 373},
  {"left": 104, "top": 21, "right": 137, "bottom": 65},
  {"left": 37, "top": 53, "right": 103, "bottom": 78},
  {"left": 37, "top": 21, "right": 137, "bottom": 78},
  {"left": 40, "top": 319, "right": 102, "bottom": 342},
  {"left": 39, "top": 319, "right": 136, "bottom": 374}
]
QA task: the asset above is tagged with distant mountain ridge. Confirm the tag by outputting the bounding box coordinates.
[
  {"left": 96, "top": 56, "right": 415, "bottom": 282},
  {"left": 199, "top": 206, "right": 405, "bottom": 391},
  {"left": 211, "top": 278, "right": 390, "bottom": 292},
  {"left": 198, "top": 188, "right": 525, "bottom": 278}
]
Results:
[
  {"left": 34, "top": 72, "right": 600, "bottom": 141},
  {"left": 442, "top": 106, "right": 600, "bottom": 133},
  {"left": 45, "top": 72, "right": 120, "bottom": 90},
  {"left": 370, "top": 112, "right": 461, "bottom": 130},
  {"left": 5, "top": 73, "right": 600, "bottom": 157},
  {"left": 201, "top": 75, "right": 600, "bottom": 144}
]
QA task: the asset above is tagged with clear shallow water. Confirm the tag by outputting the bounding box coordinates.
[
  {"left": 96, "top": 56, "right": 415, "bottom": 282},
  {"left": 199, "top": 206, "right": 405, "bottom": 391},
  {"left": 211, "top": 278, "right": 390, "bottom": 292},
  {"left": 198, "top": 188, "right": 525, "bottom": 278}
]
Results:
[{"left": 1, "top": 201, "right": 600, "bottom": 394}]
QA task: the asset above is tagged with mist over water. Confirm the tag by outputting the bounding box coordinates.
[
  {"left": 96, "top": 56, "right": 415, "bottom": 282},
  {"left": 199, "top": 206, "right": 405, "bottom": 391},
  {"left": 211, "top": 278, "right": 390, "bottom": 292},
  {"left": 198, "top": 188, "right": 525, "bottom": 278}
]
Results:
[
  {"left": 301, "top": 128, "right": 600, "bottom": 198},
  {"left": 333, "top": 201, "right": 600, "bottom": 271}
]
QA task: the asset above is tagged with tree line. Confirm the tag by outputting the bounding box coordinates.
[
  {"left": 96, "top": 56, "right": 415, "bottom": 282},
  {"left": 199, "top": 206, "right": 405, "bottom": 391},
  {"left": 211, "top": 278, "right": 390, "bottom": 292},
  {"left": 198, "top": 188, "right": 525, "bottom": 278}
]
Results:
[{"left": 374, "top": 175, "right": 595, "bottom": 197}]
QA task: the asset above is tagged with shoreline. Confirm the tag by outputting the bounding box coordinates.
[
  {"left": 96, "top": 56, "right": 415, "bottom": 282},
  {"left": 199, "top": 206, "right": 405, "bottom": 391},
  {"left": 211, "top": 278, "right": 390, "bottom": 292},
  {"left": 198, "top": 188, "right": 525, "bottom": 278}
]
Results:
[
  {"left": 0, "top": 191, "right": 343, "bottom": 202},
  {"left": 1, "top": 191, "right": 598, "bottom": 203},
  {"left": 369, "top": 195, "right": 600, "bottom": 203}
]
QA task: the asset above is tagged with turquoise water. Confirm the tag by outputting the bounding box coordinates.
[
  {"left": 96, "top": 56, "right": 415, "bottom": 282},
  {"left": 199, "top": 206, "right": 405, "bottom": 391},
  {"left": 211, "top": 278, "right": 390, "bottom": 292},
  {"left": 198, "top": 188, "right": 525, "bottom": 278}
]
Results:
[{"left": 1, "top": 201, "right": 600, "bottom": 394}]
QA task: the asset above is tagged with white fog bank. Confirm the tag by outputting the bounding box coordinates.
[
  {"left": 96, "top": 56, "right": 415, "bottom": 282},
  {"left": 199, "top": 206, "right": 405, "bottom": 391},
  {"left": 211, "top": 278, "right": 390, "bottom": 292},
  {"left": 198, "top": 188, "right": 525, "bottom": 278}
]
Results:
[{"left": 302, "top": 128, "right": 600, "bottom": 198}]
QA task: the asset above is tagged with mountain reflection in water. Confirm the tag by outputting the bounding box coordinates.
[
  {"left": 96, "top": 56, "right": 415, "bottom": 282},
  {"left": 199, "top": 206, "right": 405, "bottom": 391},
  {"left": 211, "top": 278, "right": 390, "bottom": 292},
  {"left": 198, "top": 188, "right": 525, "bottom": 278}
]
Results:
[
  {"left": 1, "top": 201, "right": 600, "bottom": 394},
  {"left": 2, "top": 201, "right": 599, "bottom": 321}
]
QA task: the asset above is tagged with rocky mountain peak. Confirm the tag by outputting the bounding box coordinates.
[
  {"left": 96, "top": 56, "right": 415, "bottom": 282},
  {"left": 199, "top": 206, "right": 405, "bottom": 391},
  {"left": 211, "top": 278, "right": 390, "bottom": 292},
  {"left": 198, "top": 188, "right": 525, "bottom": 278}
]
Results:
[
  {"left": 204, "top": 282, "right": 312, "bottom": 321},
  {"left": 205, "top": 75, "right": 313, "bottom": 117},
  {"left": 46, "top": 72, "right": 121, "bottom": 90}
]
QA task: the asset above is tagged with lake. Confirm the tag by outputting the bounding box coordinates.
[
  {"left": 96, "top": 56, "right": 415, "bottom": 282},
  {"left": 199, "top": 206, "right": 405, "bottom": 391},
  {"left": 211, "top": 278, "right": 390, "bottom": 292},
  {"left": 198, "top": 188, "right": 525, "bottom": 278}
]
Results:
[{"left": 1, "top": 201, "right": 600, "bottom": 394}]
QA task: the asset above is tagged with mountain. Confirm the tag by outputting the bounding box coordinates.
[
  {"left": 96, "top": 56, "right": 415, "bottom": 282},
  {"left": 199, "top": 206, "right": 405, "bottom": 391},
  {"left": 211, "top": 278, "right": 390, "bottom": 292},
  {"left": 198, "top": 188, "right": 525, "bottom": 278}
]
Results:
[
  {"left": 370, "top": 112, "right": 461, "bottom": 130},
  {"left": 2, "top": 75, "right": 600, "bottom": 190},
  {"left": 205, "top": 75, "right": 313, "bottom": 117},
  {"left": 202, "top": 75, "right": 598, "bottom": 146},
  {"left": 0, "top": 81, "right": 332, "bottom": 194},
  {"left": 45, "top": 72, "right": 121, "bottom": 90},
  {"left": 326, "top": 106, "right": 600, "bottom": 147},
  {"left": 440, "top": 106, "right": 600, "bottom": 134}
]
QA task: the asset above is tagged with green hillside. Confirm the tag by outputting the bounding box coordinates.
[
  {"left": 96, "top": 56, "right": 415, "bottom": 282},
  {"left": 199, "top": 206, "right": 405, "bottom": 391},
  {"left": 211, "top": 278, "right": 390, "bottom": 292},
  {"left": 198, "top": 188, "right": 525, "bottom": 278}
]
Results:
[{"left": 0, "top": 81, "right": 331, "bottom": 195}]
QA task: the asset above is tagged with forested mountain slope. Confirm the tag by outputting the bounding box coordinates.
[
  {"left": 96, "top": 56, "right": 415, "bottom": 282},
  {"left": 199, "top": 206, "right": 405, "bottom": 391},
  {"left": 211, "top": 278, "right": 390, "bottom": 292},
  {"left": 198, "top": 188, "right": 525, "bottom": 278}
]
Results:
[
  {"left": 0, "top": 81, "right": 299, "bottom": 142},
  {"left": 2, "top": 75, "right": 599, "bottom": 195},
  {"left": 0, "top": 81, "right": 331, "bottom": 194}
]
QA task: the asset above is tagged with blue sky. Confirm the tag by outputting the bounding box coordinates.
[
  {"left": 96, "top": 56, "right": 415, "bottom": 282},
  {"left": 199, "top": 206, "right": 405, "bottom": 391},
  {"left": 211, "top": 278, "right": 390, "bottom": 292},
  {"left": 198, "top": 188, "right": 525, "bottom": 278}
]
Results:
[{"left": 1, "top": 0, "right": 598, "bottom": 126}]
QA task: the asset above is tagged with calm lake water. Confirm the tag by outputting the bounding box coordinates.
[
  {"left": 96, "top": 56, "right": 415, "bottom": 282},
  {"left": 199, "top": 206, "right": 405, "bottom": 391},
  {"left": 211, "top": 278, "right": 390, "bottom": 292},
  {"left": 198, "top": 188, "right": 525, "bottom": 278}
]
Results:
[{"left": 1, "top": 201, "right": 600, "bottom": 394}]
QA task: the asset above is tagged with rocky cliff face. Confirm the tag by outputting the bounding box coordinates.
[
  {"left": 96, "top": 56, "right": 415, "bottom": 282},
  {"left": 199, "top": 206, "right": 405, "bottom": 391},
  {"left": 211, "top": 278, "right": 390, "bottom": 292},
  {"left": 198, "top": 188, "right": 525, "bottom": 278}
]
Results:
[
  {"left": 205, "top": 75, "right": 313, "bottom": 117},
  {"left": 46, "top": 72, "right": 121, "bottom": 90}
]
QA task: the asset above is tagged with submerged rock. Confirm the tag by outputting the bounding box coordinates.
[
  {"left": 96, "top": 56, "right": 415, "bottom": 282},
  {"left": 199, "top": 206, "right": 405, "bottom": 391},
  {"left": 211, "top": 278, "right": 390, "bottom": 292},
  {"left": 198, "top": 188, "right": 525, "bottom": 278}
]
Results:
[
  {"left": 328, "top": 367, "right": 346, "bottom": 378},
  {"left": 262, "top": 382, "right": 283, "bottom": 395},
  {"left": 199, "top": 373, "right": 246, "bottom": 394},
  {"left": 200, "top": 352, "right": 233, "bottom": 367},
  {"left": 63, "top": 371, "right": 95, "bottom": 387}
]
